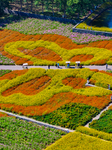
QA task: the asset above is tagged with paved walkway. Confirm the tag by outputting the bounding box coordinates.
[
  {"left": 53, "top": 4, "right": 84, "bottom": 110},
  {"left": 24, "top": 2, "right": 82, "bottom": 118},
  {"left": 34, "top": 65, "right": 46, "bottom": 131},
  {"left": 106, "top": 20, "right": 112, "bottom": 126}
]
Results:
[
  {"left": 85, "top": 102, "right": 112, "bottom": 128},
  {"left": 0, "top": 109, "right": 74, "bottom": 133},
  {"left": 0, "top": 65, "right": 111, "bottom": 71}
]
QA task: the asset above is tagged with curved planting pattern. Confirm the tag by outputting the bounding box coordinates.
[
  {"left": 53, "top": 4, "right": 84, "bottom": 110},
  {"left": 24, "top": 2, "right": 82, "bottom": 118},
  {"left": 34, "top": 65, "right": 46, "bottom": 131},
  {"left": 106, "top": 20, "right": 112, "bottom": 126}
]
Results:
[
  {"left": 0, "top": 29, "right": 112, "bottom": 65},
  {"left": 0, "top": 68, "right": 112, "bottom": 130}
]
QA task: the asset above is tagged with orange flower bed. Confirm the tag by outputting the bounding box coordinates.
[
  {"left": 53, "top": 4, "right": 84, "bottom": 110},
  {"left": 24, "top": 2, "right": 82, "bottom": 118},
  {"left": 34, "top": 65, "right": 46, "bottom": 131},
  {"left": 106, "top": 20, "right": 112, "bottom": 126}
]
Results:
[
  {"left": 99, "top": 70, "right": 112, "bottom": 76},
  {"left": 88, "top": 40, "right": 112, "bottom": 51},
  {"left": 0, "top": 29, "right": 87, "bottom": 64},
  {"left": 89, "top": 79, "right": 96, "bottom": 85},
  {"left": 0, "top": 92, "right": 111, "bottom": 116},
  {"left": 0, "top": 70, "right": 28, "bottom": 80},
  {"left": 0, "top": 112, "right": 9, "bottom": 117},
  {"left": 70, "top": 54, "right": 93, "bottom": 62},
  {"left": 18, "top": 47, "right": 62, "bottom": 61},
  {"left": 2, "top": 76, "right": 51, "bottom": 96},
  {"left": 1, "top": 29, "right": 112, "bottom": 65},
  {"left": 90, "top": 59, "right": 107, "bottom": 65},
  {"left": 109, "top": 105, "right": 112, "bottom": 110},
  {"left": 62, "top": 77, "right": 86, "bottom": 89}
]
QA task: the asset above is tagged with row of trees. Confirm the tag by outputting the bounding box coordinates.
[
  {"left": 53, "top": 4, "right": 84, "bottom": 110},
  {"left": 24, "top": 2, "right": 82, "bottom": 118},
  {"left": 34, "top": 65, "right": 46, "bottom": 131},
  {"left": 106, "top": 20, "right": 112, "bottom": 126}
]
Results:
[{"left": 0, "top": 0, "right": 110, "bottom": 18}]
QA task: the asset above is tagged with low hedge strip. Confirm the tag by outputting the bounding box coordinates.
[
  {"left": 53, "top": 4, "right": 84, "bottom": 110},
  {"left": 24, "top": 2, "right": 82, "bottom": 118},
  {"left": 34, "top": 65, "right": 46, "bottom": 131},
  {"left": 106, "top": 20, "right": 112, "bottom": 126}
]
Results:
[
  {"left": 76, "top": 126, "right": 112, "bottom": 141},
  {"left": 45, "top": 131, "right": 112, "bottom": 150}
]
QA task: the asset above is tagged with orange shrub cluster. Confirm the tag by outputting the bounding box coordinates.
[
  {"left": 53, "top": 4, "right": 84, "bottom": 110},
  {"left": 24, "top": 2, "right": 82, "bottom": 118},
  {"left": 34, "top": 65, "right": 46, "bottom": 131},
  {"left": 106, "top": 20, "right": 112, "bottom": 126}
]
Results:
[
  {"left": 62, "top": 77, "right": 86, "bottom": 89},
  {"left": 0, "top": 70, "right": 28, "bottom": 80},
  {"left": 2, "top": 76, "right": 51, "bottom": 96},
  {"left": 0, "top": 92, "right": 111, "bottom": 116},
  {"left": 18, "top": 47, "right": 62, "bottom": 61},
  {"left": 70, "top": 54, "right": 93, "bottom": 62}
]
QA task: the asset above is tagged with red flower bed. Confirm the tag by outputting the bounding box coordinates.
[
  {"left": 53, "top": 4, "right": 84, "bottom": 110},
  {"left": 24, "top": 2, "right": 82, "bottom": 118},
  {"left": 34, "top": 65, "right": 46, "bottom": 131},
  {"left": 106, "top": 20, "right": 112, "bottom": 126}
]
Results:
[
  {"left": 2, "top": 76, "right": 51, "bottom": 96},
  {"left": 0, "top": 70, "right": 28, "bottom": 80},
  {"left": 62, "top": 77, "right": 86, "bottom": 89},
  {"left": 70, "top": 54, "right": 93, "bottom": 62}
]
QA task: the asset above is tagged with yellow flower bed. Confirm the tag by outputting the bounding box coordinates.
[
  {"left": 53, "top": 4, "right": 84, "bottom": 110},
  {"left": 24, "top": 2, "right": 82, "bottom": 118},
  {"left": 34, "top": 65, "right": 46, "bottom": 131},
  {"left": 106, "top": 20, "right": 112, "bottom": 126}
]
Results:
[
  {"left": 45, "top": 131, "right": 112, "bottom": 150},
  {"left": 4, "top": 40, "right": 112, "bottom": 65},
  {"left": 77, "top": 22, "right": 112, "bottom": 32},
  {"left": 76, "top": 126, "right": 112, "bottom": 141},
  {"left": 0, "top": 68, "right": 111, "bottom": 106},
  {"left": 90, "top": 72, "right": 112, "bottom": 89}
]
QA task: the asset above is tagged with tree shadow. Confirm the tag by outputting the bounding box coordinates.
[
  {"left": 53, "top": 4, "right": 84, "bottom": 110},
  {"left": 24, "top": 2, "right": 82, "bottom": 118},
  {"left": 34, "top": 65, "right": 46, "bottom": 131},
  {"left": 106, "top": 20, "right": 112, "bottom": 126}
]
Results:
[{"left": 0, "top": 13, "right": 27, "bottom": 28}]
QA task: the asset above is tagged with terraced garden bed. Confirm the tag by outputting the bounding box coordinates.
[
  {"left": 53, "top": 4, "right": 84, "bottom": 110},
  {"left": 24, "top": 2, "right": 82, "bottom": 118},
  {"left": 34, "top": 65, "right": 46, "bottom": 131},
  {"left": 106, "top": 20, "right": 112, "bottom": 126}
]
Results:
[
  {"left": 0, "top": 116, "right": 66, "bottom": 150},
  {"left": 0, "top": 68, "right": 112, "bottom": 130}
]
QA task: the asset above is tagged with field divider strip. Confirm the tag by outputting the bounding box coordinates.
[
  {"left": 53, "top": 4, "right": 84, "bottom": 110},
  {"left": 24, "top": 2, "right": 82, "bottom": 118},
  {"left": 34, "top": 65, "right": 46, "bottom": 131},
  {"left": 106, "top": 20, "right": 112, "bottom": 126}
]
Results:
[{"left": 0, "top": 109, "right": 74, "bottom": 133}]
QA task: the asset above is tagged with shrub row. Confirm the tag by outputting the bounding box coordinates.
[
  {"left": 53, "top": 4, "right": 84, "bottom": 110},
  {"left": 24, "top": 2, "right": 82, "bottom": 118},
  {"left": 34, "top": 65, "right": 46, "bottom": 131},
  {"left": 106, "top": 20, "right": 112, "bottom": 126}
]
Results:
[
  {"left": 45, "top": 131, "right": 112, "bottom": 150},
  {"left": 76, "top": 126, "right": 112, "bottom": 141}
]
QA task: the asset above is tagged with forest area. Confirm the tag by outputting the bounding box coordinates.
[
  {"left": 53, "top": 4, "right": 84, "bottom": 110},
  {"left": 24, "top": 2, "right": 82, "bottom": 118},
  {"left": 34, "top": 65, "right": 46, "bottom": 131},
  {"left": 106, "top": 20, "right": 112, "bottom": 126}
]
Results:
[{"left": 0, "top": 0, "right": 110, "bottom": 19}]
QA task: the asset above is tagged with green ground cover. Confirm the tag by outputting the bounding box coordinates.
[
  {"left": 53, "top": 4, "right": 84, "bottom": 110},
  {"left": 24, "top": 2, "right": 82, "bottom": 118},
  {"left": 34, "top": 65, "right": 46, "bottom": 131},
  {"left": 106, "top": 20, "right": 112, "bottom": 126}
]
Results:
[
  {"left": 33, "top": 103, "right": 100, "bottom": 130},
  {"left": 0, "top": 116, "right": 66, "bottom": 150},
  {"left": 89, "top": 109, "right": 112, "bottom": 133}
]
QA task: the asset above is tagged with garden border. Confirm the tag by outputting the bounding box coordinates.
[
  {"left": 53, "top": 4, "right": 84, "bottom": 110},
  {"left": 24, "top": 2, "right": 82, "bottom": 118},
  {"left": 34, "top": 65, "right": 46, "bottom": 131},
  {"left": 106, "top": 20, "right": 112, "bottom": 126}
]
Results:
[
  {"left": 0, "top": 109, "right": 74, "bottom": 133},
  {"left": 4, "top": 9, "right": 78, "bottom": 25}
]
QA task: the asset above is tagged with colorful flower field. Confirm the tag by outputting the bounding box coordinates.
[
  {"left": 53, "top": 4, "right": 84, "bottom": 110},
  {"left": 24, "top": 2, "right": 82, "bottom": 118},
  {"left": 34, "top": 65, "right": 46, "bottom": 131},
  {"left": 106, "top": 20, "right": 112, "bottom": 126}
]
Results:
[
  {"left": 45, "top": 131, "right": 112, "bottom": 150},
  {"left": 0, "top": 116, "right": 66, "bottom": 150},
  {"left": 0, "top": 68, "right": 112, "bottom": 130},
  {"left": 89, "top": 106, "right": 112, "bottom": 133},
  {"left": 5, "top": 18, "right": 111, "bottom": 44},
  {"left": 0, "top": 29, "right": 112, "bottom": 65}
]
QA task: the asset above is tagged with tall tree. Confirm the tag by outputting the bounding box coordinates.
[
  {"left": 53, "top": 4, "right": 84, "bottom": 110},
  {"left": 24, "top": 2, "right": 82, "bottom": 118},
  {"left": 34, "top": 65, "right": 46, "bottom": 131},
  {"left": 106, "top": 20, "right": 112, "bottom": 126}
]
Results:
[
  {"left": 34, "top": 0, "right": 44, "bottom": 14},
  {"left": 57, "top": 0, "right": 68, "bottom": 18},
  {"left": 0, "top": 0, "right": 10, "bottom": 16}
]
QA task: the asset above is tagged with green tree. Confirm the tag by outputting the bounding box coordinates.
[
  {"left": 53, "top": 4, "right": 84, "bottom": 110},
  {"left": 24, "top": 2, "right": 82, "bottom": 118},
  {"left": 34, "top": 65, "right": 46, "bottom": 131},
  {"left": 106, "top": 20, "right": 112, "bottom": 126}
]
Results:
[
  {"left": 34, "top": 0, "right": 44, "bottom": 14},
  {"left": 0, "top": 0, "right": 10, "bottom": 16}
]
